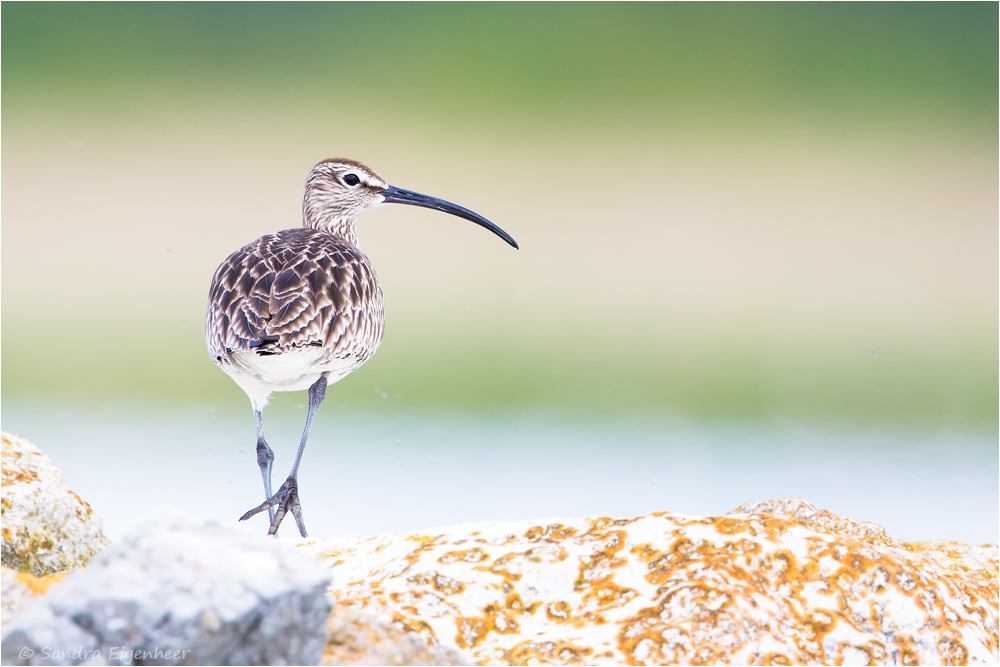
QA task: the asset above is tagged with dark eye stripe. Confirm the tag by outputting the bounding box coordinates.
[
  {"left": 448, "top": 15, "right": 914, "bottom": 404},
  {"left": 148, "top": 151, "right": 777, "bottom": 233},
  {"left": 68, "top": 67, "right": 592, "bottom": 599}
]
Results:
[{"left": 343, "top": 174, "right": 361, "bottom": 186}]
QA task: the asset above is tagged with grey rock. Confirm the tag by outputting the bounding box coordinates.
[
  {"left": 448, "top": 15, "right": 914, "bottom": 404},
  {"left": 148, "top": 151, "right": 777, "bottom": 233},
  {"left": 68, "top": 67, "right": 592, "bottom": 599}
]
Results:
[{"left": 1, "top": 513, "right": 331, "bottom": 666}]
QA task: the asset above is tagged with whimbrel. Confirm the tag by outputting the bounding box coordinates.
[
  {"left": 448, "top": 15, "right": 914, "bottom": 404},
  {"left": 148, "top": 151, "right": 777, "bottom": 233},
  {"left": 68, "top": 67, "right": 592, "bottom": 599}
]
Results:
[{"left": 206, "top": 159, "right": 517, "bottom": 537}]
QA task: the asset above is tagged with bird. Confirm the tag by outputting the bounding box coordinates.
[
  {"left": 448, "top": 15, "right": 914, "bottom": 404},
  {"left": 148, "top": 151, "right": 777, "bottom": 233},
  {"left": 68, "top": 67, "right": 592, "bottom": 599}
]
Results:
[{"left": 205, "top": 158, "right": 518, "bottom": 537}]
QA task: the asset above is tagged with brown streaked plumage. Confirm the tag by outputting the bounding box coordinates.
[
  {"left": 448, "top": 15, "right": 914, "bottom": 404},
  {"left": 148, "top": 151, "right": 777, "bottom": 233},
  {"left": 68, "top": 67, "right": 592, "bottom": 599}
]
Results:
[
  {"left": 206, "top": 158, "right": 517, "bottom": 537},
  {"left": 206, "top": 228, "right": 384, "bottom": 405}
]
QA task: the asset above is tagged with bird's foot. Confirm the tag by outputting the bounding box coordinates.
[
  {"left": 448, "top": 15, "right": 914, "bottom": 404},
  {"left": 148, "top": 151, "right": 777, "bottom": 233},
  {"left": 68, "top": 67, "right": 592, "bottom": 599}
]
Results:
[{"left": 239, "top": 474, "right": 307, "bottom": 537}]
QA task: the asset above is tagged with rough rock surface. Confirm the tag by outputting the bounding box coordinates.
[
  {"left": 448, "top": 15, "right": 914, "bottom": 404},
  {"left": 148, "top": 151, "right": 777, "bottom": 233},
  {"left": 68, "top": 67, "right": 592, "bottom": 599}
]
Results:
[
  {"left": 1, "top": 431, "right": 107, "bottom": 575},
  {"left": 300, "top": 500, "right": 999, "bottom": 665},
  {"left": 2, "top": 513, "right": 332, "bottom": 666},
  {"left": 324, "top": 604, "right": 466, "bottom": 665}
]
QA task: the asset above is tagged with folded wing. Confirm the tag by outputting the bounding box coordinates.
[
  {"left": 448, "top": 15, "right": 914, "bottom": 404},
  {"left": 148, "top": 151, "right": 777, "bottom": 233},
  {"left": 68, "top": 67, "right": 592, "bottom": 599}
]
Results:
[{"left": 206, "top": 228, "right": 383, "bottom": 367}]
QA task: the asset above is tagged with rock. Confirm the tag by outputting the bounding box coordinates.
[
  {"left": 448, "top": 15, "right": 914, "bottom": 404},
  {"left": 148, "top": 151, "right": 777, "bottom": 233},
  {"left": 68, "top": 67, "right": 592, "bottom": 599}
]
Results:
[
  {"left": 299, "top": 500, "right": 999, "bottom": 665},
  {"left": 1, "top": 431, "right": 107, "bottom": 575},
  {"left": 2, "top": 513, "right": 332, "bottom": 666},
  {"left": 324, "top": 604, "right": 466, "bottom": 665},
  {"left": 1, "top": 567, "right": 67, "bottom": 626}
]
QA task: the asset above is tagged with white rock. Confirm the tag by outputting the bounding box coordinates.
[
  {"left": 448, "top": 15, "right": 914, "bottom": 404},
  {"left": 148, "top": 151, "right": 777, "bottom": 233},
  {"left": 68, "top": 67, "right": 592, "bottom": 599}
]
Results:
[
  {"left": 299, "top": 500, "right": 999, "bottom": 665},
  {"left": 1, "top": 566, "right": 62, "bottom": 626}
]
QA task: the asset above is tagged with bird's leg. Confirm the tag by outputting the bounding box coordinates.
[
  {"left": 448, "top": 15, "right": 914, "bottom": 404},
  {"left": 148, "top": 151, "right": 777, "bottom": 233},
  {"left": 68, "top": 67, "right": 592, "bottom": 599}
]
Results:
[
  {"left": 254, "top": 409, "right": 276, "bottom": 523},
  {"left": 240, "top": 372, "right": 329, "bottom": 537}
]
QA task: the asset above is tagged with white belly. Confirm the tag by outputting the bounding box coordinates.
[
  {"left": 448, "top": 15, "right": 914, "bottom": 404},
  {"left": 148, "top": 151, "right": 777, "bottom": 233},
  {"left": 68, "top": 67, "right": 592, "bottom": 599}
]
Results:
[{"left": 219, "top": 347, "right": 361, "bottom": 411}]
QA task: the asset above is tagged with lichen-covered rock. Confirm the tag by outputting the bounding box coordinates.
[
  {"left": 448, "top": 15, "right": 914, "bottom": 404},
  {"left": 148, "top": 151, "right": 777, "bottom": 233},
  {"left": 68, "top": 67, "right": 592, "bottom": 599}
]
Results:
[
  {"left": 1, "top": 431, "right": 107, "bottom": 575},
  {"left": 2, "top": 513, "right": 332, "bottom": 666},
  {"left": 1, "top": 566, "right": 67, "bottom": 626},
  {"left": 299, "top": 500, "right": 998, "bottom": 665},
  {"left": 324, "top": 604, "right": 466, "bottom": 665}
]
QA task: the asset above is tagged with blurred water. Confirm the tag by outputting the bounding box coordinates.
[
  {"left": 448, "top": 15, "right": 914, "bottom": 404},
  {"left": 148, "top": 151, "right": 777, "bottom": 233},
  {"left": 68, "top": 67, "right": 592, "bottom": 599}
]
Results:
[{"left": 2, "top": 400, "right": 996, "bottom": 545}]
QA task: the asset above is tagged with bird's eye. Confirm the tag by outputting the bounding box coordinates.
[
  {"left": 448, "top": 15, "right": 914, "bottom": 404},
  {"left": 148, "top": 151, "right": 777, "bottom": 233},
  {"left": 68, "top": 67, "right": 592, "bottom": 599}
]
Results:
[{"left": 343, "top": 173, "right": 361, "bottom": 186}]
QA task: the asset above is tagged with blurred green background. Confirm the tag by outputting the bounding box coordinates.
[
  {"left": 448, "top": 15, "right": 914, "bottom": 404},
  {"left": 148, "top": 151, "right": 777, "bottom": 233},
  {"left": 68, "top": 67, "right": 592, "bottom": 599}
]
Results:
[{"left": 3, "top": 2, "right": 997, "bottom": 428}]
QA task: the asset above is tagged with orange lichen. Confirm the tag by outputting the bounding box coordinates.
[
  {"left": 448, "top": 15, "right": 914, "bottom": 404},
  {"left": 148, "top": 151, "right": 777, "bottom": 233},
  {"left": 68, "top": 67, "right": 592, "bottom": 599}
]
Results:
[
  {"left": 525, "top": 523, "right": 578, "bottom": 543},
  {"left": 408, "top": 570, "right": 465, "bottom": 596},
  {"left": 298, "top": 501, "right": 998, "bottom": 666},
  {"left": 14, "top": 569, "right": 68, "bottom": 594},
  {"left": 439, "top": 547, "right": 489, "bottom": 564},
  {"left": 500, "top": 640, "right": 594, "bottom": 665}
]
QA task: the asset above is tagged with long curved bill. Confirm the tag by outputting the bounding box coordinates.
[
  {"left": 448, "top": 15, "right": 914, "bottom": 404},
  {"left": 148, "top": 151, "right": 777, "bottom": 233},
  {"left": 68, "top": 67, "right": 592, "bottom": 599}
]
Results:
[{"left": 380, "top": 185, "right": 518, "bottom": 249}]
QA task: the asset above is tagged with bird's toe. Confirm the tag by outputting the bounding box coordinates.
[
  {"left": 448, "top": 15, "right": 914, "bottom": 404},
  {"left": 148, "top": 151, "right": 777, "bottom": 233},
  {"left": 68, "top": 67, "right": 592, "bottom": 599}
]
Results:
[{"left": 240, "top": 475, "right": 306, "bottom": 538}]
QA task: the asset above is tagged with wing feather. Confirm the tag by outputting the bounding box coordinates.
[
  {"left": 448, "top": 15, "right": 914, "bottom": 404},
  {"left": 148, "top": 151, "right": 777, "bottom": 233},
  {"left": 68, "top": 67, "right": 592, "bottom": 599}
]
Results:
[{"left": 205, "top": 228, "right": 384, "bottom": 364}]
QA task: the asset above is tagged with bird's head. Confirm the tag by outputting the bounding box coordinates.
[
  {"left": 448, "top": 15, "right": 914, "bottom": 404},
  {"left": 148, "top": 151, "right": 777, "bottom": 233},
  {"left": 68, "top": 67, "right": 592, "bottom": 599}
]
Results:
[{"left": 302, "top": 158, "right": 518, "bottom": 249}]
